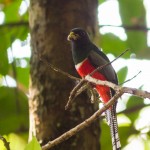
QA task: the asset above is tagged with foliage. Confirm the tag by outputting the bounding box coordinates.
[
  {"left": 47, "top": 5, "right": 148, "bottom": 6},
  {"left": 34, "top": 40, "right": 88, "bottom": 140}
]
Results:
[
  {"left": 100, "top": 0, "right": 150, "bottom": 59},
  {"left": 0, "top": 0, "right": 150, "bottom": 149},
  {"left": 99, "top": 0, "right": 150, "bottom": 149},
  {"left": 0, "top": 133, "right": 27, "bottom": 150},
  {"left": 0, "top": 135, "right": 41, "bottom": 150},
  {"left": 0, "top": 0, "right": 29, "bottom": 149},
  {"left": 118, "top": 0, "right": 148, "bottom": 58},
  {"left": 117, "top": 66, "right": 128, "bottom": 84},
  {"left": 24, "top": 137, "right": 41, "bottom": 150}
]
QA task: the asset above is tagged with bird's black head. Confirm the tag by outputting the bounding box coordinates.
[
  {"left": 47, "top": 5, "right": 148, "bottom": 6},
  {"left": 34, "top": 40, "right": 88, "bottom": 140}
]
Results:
[
  {"left": 67, "top": 28, "right": 92, "bottom": 64},
  {"left": 67, "top": 28, "right": 90, "bottom": 43}
]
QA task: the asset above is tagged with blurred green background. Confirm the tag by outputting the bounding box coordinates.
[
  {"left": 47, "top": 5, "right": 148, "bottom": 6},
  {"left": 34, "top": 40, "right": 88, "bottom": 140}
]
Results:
[{"left": 0, "top": 0, "right": 150, "bottom": 149}]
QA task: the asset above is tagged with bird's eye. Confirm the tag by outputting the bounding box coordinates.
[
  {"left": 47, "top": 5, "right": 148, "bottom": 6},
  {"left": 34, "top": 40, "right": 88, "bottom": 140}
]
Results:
[{"left": 80, "top": 31, "right": 86, "bottom": 36}]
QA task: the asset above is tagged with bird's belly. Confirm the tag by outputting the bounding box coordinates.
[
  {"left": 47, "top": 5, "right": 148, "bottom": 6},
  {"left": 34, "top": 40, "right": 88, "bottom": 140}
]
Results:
[{"left": 75, "top": 59, "right": 111, "bottom": 103}]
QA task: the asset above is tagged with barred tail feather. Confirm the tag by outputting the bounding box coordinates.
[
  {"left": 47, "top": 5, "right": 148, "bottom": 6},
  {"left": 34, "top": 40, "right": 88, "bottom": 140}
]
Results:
[{"left": 105, "top": 105, "right": 121, "bottom": 150}]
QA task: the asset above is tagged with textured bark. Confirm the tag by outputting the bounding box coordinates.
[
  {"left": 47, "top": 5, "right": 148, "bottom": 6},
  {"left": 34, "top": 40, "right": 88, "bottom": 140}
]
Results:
[{"left": 29, "top": 0, "right": 100, "bottom": 149}]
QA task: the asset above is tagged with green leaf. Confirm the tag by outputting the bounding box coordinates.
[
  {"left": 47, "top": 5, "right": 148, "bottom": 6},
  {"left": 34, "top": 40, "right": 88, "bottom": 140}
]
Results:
[
  {"left": 98, "top": 0, "right": 106, "bottom": 4},
  {"left": 101, "top": 118, "right": 136, "bottom": 149},
  {"left": 0, "top": 26, "right": 28, "bottom": 76},
  {"left": 0, "top": 133, "right": 27, "bottom": 150},
  {"left": 100, "top": 33, "right": 129, "bottom": 58},
  {"left": 117, "top": 66, "right": 128, "bottom": 84},
  {"left": 0, "top": 48, "right": 9, "bottom": 75},
  {"left": 24, "top": 137, "right": 41, "bottom": 150},
  {"left": 0, "top": 0, "right": 29, "bottom": 76},
  {"left": 0, "top": 74, "right": 3, "bottom": 85},
  {"left": 3, "top": 0, "right": 22, "bottom": 23},
  {"left": 118, "top": 0, "right": 146, "bottom": 26},
  {"left": 126, "top": 96, "right": 145, "bottom": 123},
  {"left": 100, "top": 121, "right": 112, "bottom": 150},
  {"left": 119, "top": 126, "right": 131, "bottom": 148},
  {"left": 8, "top": 133, "right": 27, "bottom": 150},
  {"left": 126, "top": 96, "right": 144, "bottom": 109},
  {"left": 0, "top": 86, "right": 28, "bottom": 134},
  {"left": 16, "top": 66, "right": 29, "bottom": 88},
  {"left": 144, "top": 138, "right": 150, "bottom": 150},
  {"left": 118, "top": 0, "right": 148, "bottom": 58},
  {"left": 8, "top": 57, "right": 30, "bottom": 89}
]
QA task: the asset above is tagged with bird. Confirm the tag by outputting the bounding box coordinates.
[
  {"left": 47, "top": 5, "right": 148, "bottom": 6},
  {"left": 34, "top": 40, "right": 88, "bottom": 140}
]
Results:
[{"left": 67, "top": 28, "right": 121, "bottom": 150}]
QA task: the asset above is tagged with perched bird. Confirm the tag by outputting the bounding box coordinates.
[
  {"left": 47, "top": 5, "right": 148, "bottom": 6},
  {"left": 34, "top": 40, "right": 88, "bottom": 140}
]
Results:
[{"left": 67, "top": 28, "right": 121, "bottom": 150}]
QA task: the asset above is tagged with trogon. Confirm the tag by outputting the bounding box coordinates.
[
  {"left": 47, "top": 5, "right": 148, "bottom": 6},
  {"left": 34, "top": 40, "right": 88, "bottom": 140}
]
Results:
[{"left": 67, "top": 28, "right": 121, "bottom": 150}]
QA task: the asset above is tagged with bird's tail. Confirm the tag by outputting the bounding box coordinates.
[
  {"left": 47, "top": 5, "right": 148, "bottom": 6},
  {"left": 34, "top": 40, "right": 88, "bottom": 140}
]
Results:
[{"left": 105, "top": 105, "right": 121, "bottom": 150}]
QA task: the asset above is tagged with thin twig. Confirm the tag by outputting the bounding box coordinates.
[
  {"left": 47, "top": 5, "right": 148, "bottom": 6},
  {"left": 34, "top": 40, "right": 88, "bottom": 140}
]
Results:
[
  {"left": 90, "top": 49, "right": 130, "bottom": 76},
  {"left": 40, "top": 57, "right": 80, "bottom": 81},
  {"left": 85, "top": 75, "right": 150, "bottom": 99},
  {"left": 10, "top": 43, "right": 20, "bottom": 113},
  {"left": 41, "top": 64, "right": 150, "bottom": 150},
  {"left": 65, "top": 79, "right": 85, "bottom": 110},
  {"left": 42, "top": 74, "right": 150, "bottom": 150},
  {"left": 1, "top": 22, "right": 150, "bottom": 32},
  {"left": 0, "top": 21, "right": 29, "bottom": 28},
  {"left": 42, "top": 91, "right": 123, "bottom": 150},
  {"left": 65, "top": 49, "right": 129, "bottom": 108},
  {"left": 0, "top": 135, "right": 10, "bottom": 150},
  {"left": 119, "top": 71, "right": 142, "bottom": 85},
  {"left": 99, "top": 24, "right": 149, "bottom": 31}
]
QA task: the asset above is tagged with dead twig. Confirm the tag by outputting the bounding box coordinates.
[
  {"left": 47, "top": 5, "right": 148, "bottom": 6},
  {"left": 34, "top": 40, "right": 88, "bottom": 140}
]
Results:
[
  {"left": 42, "top": 75, "right": 150, "bottom": 150},
  {"left": 40, "top": 57, "right": 80, "bottom": 81},
  {"left": 42, "top": 91, "right": 123, "bottom": 150},
  {"left": 41, "top": 48, "right": 150, "bottom": 150},
  {"left": 65, "top": 79, "right": 85, "bottom": 110},
  {"left": 0, "top": 135, "right": 10, "bottom": 150},
  {"left": 119, "top": 71, "right": 142, "bottom": 85},
  {"left": 90, "top": 49, "right": 130, "bottom": 76},
  {"left": 85, "top": 75, "right": 150, "bottom": 99}
]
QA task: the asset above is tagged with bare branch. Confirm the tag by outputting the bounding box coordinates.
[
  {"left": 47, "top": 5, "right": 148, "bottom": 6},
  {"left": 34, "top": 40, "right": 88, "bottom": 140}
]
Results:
[
  {"left": 40, "top": 57, "right": 80, "bottom": 81},
  {"left": 99, "top": 24, "right": 150, "bottom": 31},
  {"left": 42, "top": 91, "right": 123, "bottom": 150},
  {"left": 39, "top": 49, "right": 150, "bottom": 150},
  {"left": 122, "top": 87, "right": 150, "bottom": 99},
  {"left": 85, "top": 75, "right": 150, "bottom": 99},
  {"left": 41, "top": 65, "right": 150, "bottom": 150},
  {"left": 65, "top": 79, "right": 85, "bottom": 110},
  {"left": 0, "top": 135, "right": 10, "bottom": 150},
  {"left": 42, "top": 73, "right": 150, "bottom": 150},
  {"left": 90, "top": 49, "right": 130, "bottom": 76},
  {"left": 0, "top": 21, "right": 29, "bottom": 28},
  {"left": 119, "top": 71, "right": 141, "bottom": 85},
  {"left": 1, "top": 21, "right": 150, "bottom": 32}
]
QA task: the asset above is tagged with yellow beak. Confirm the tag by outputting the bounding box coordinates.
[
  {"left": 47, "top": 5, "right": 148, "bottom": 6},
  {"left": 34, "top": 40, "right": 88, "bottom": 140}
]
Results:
[{"left": 67, "top": 32, "right": 80, "bottom": 41}]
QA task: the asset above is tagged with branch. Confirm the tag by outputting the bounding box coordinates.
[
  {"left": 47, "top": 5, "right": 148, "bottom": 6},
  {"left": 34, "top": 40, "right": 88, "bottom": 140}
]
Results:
[
  {"left": 90, "top": 49, "right": 130, "bottom": 76},
  {"left": 0, "top": 135, "right": 10, "bottom": 150},
  {"left": 42, "top": 91, "right": 123, "bottom": 150},
  {"left": 40, "top": 57, "right": 80, "bottom": 81},
  {"left": 40, "top": 49, "right": 150, "bottom": 150},
  {"left": 0, "top": 21, "right": 29, "bottom": 28},
  {"left": 65, "top": 49, "right": 129, "bottom": 109},
  {"left": 42, "top": 75, "right": 150, "bottom": 149},
  {"left": 65, "top": 79, "right": 85, "bottom": 110},
  {"left": 99, "top": 24, "right": 150, "bottom": 31},
  {"left": 41, "top": 70, "right": 150, "bottom": 150},
  {"left": 119, "top": 71, "right": 141, "bottom": 85},
  {"left": 85, "top": 75, "right": 150, "bottom": 99},
  {"left": 1, "top": 21, "right": 150, "bottom": 32}
]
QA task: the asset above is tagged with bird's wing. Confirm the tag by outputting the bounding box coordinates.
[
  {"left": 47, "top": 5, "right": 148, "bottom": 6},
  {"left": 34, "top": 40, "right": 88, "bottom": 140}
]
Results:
[{"left": 88, "top": 46, "right": 118, "bottom": 85}]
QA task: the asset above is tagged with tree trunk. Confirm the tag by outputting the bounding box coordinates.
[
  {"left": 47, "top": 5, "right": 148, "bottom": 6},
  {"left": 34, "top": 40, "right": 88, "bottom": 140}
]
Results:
[{"left": 29, "top": 0, "right": 100, "bottom": 149}]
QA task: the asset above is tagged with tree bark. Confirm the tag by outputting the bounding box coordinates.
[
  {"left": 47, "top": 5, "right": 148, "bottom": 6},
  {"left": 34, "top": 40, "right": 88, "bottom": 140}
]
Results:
[{"left": 29, "top": 0, "right": 100, "bottom": 149}]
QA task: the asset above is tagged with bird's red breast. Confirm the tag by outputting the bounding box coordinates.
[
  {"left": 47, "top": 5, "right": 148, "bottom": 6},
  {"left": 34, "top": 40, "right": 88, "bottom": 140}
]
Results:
[{"left": 75, "top": 58, "right": 111, "bottom": 103}]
